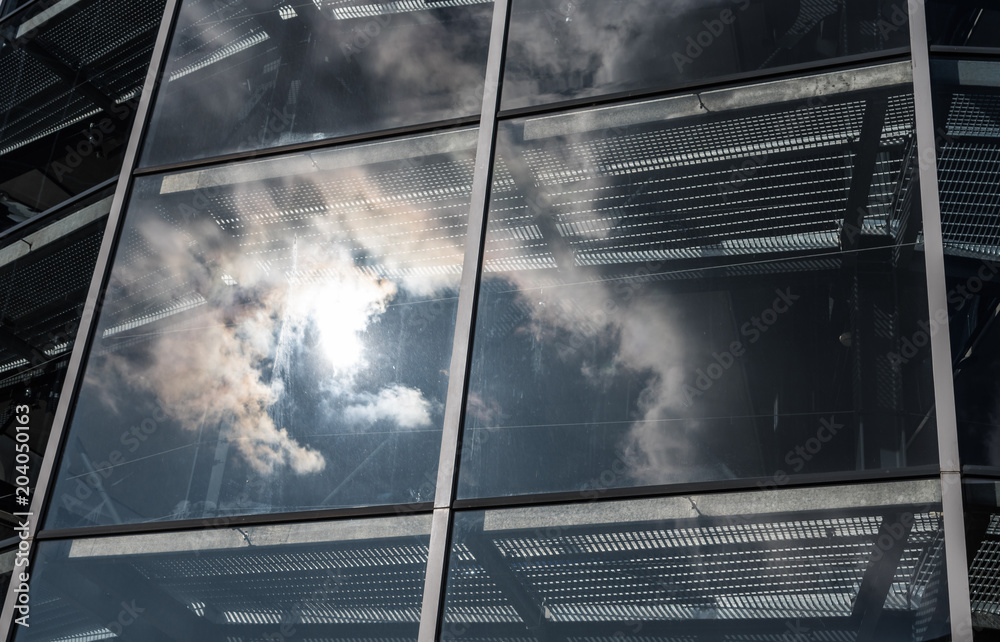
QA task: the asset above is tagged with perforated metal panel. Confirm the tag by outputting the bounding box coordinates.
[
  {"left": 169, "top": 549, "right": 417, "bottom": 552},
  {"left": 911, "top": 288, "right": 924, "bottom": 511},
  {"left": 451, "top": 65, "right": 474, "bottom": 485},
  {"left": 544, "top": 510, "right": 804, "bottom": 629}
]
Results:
[{"left": 487, "top": 88, "right": 916, "bottom": 275}]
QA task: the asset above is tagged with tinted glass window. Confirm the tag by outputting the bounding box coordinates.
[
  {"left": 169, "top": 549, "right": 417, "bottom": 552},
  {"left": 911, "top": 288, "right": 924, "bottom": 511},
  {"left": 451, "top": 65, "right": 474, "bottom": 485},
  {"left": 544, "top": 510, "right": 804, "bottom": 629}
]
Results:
[
  {"left": 0, "top": 0, "right": 164, "bottom": 224},
  {"left": 14, "top": 514, "right": 431, "bottom": 641},
  {"left": 965, "top": 480, "right": 1000, "bottom": 640},
  {"left": 140, "top": 0, "right": 493, "bottom": 167},
  {"left": 928, "top": 2, "right": 1000, "bottom": 48},
  {"left": 933, "top": 59, "right": 1000, "bottom": 470},
  {"left": 46, "top": 129, "right": 477, "bottom": 528},
  {"left": 442, "top": 481, "right": 949, "bottom": 641},
  {"left": 460, "top": 62, "right": 938, "bottom": 500},
  {"left": 0, "top": 541, "right": 13, "bottom": 600},
  {"left": 0, "top": 0, "right": 32, "bottom": 19},
  {"left": 501, "top": 0, "right": 911, "bottom": 111}
]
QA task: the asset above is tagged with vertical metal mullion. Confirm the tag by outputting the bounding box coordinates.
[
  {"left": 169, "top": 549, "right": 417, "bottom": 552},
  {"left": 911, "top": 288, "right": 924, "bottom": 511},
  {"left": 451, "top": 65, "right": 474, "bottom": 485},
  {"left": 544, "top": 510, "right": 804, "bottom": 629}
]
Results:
[
  {"left": 433, "top": 0, "right": 511, "bottom": 511},
  {"left": 418, "top": 507, "right": 455, "bottom": 642},
  {"left": 418, "top": 0, "right": 511, "bottom": 640},
  {"left": 0, "top": 0, "right": 183, "bottom": 636},
  {"left": 907, "top": 2, "right": 973, "bottom": 639}
]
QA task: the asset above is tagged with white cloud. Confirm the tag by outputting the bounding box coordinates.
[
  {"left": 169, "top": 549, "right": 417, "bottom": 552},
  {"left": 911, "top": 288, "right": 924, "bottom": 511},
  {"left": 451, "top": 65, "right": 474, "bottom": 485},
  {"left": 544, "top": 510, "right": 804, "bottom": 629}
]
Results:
[{"left": 343, "top": 385, "right": 433, "bottom": 429}]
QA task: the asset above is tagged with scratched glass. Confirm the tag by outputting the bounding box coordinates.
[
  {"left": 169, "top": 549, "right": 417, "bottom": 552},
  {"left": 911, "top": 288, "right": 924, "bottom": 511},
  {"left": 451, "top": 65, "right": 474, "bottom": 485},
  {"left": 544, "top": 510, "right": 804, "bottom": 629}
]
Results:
[
  {"left": 927, "top": 1, "right": 1000, "bottom": 49},
  {"left": 45, "top": 129, "right": 477, "bottom": 528},
  {"left": 501, "top": 0, "right": 911, "bottom": 111},
  {"left": 460, "top": 62, "right": 938, "bottom": 500},
  {"left": 140, "top": 0, "right": 493, "bottom": 166}
]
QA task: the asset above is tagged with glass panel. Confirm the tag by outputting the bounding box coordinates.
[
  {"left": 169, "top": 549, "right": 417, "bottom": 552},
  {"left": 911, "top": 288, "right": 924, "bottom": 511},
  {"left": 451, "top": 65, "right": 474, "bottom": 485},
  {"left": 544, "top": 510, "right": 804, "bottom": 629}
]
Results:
[
  {"left": 0, "top": 540, "right": 16, "bottom": 601},
  {"left": 965, "top": 480, "right": 1000, "bottom": 639},
  {"left": 0, "top": 192, "right": 110, "bottom": 536},
  {"left": 460, "top": 62, "right": 937, "bottom": 500},
  {"left": 932, "top": 59, "right": 1000, "bottom": 471},
  {"left": 441, "top": 480, "right": 949, "bottom": 641},
  {"left": 501, "top": 0, "right": 911, "bottom": 111},
  {"left": 140, "top": 0, "right": 493, "bottom": 167},
  {"left": 13, "top": 513, "right": 431, "bottom": 641},
  {"left": 0, "top": 0, "right": 33, "bottom": 19},
  {"left": 45, "top": 129, "right": 477, "bottom": 529},
  {"left": 928, "top": 2, "right": 1000, "bottom": 49},
  {"left": 0, "top": 0, "right": 164, "bottom": 224}
]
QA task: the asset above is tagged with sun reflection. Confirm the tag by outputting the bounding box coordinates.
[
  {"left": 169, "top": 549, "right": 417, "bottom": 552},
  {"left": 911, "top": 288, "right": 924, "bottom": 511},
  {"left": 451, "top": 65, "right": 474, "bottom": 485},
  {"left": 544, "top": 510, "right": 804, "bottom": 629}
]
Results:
[{"left": 288, "top": 261, "right": 398, "bottom": 375}]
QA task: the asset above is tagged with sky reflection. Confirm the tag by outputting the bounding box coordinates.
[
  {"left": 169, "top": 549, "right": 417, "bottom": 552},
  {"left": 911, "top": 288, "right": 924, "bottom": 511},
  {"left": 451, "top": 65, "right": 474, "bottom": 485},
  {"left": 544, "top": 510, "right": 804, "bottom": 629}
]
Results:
[
  {"left": 48, "top": 130, "right": 476, "bottom": 526},
  {"left": 141, "top": 0, "right": 492, "bottom": 166},
  {"left": 459, "top": 71, "right": 938, "bottom": 498}
]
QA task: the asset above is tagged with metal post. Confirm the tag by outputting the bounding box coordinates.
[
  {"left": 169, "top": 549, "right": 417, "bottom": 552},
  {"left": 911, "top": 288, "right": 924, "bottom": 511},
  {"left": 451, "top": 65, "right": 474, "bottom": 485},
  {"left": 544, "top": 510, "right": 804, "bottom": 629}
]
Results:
[
  {"left": 419, "top": 0, "right": 511, "bottom": 639},
  {"left": 907, "top": 1, "right": 973, "bottom": 639}
]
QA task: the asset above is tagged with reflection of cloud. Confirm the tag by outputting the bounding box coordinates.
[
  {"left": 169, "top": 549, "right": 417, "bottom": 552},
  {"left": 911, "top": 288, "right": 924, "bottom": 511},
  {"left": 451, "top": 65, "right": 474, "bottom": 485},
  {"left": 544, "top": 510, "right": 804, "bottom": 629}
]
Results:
[
  {"left": 616, "top": 298, "right": 697, "bottom": 484},
  {"left": 344, "top": 385, "right": 433, "bottom": 429},
  {"left": 93, "top": 150, "right": 469, "bottom": 476},
  {"left": 287, "top": 243, "right": 398, "bottom": 374},
  {"left": 495, "top": 264, "right": 695, "bottom": 483},
  {"left": 466, "top": 392, "right": 502, "bottom": 424},
  {"left": 93, "top": 217, "right": 328, "bottom": 476},
  {"left": 363, "top": 8, "right": 491, "bottom": 121},
  {"left": 505, "top": 0, "right": 713, "bottom": 104}
]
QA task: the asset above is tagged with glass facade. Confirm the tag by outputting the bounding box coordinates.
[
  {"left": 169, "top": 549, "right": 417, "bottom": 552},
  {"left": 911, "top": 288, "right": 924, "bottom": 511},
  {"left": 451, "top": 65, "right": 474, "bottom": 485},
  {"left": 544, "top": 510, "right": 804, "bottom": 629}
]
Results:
[
  {"left": 461, "top": 63, "right": 937, "bottom": 499},
  {"left": 501, "top": 0, "right": 910, "bottom": 111},
  {"left": 0, "top": 0, "right": 997, "bottom": 640},
  {"left": 140, "top": 0, "right": 493, "bottom": 166},
  {"left": 47, "top": 130, "right": 476, "bottom": 527}
]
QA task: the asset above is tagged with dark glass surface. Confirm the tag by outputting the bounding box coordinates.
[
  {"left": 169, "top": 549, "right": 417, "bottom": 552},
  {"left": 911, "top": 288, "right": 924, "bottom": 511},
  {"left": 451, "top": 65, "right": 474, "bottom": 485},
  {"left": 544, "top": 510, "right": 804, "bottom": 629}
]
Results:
[
  {"left": 442, "top": 480, "right": 948, "bottom": 641},
  {"left": 501, "top": 0, "right": 911, "bottom": 111},
  {"left": 140, "top": 0, "right": 493, "bottom": 167},
  {"left": 14, "top": 513, "right": 431, "bottom": 641},
  {"left": 0, "top": 0, "right": 164, "bottom": 225},
  {"left": 460, "top": 62, "right": 939, "bottom": 500},
  {"left": 928, "top": 2, "right": 1000, "bottom": 49},
  {"left": 965, "top": 480, "right": 1000, "bottom": 640},
  {"left": 0, "top": 541, "right": 15, "bottom": 601},
  {"left": 46, "top": 129, "right": 477, "bottom": 529},
  {"left": 0, "top": 0, "right": 32, "bottom": 20},
  {"left": 932, "top": 59, "right": 1000, "bottom": 471},
  {"left": 0, "top": 192, "right": 109, "bottom": 530}
]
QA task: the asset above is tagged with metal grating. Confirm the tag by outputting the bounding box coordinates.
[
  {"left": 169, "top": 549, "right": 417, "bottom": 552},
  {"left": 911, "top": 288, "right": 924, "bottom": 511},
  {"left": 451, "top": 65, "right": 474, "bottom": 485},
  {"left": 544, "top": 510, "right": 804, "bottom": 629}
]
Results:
[
  {"left": 487, "top": 89, "right": 915, "bottom": 274},
  {"left": 0, "top": 213, "right": 106, "bottom": 378},
  {"left": 0, "top": 0, "right": 163, "bottom": 155},
  {"left": 447, "top": 511, "right": 945, "bottom": 629},
  {"left": 970, "top": 515, "right": 1000, "bottom": 619},
  {"left": 938, "top": 142, "right": 1000, "bottom": 258}
]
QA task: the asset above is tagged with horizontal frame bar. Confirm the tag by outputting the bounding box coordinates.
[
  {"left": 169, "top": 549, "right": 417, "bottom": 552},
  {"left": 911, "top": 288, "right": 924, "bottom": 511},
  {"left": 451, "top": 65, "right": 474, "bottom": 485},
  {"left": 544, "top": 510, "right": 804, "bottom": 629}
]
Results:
[
  {"left": 497, "top": 49, "right": 912, "bottom": 120},
  {"left": 35, "top": 502, "right": 434, "bottom": 542},
  {"left": 133, "top": 116, "right": 481, "bottom": 177},
  {"left": 0, "top": 176, "right": 117, "bottom": 248},
  {"left": 131, "top": 52, "right": 914, "bottom": 183},
  {"left": 929, "top": 45, "right": 1000, "bottom": 58},
  {"left": 452, "top": 467, "right": 944, "bottom": 511}
]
